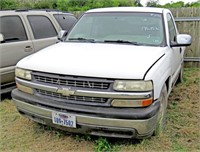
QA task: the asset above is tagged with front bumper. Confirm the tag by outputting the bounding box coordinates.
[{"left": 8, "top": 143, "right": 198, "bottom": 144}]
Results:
[{"left": 12, "top": 89, "right": 160, "bottom": 138}]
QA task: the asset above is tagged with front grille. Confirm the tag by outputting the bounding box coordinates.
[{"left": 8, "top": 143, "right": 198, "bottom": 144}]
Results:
[
  {"left": 32, "top": 72, "right": 113, "bottom": 105},
  {"left": 33, "top": 73, "right": 111, "bottom": 90},
  {"left": 36, "top": 89, "right": 108, "bottom": 103}
]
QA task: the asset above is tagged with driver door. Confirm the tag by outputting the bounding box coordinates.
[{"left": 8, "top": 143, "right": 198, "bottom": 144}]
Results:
[{"left": 167, "top": 13, "right": 183, "bottom": 83}]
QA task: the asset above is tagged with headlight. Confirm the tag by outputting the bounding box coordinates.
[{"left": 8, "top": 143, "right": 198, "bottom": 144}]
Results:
[
  {"left": 113, "top": 80, "right": 153, "bottom": 91},
  {"left": 15, "top": 68, "right": 32, "bottom": 80}
]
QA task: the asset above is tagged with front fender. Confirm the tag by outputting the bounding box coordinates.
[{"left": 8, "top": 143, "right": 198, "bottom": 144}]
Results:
[{"left": 144, "top": 53, "right": 171, "bottom": 100}]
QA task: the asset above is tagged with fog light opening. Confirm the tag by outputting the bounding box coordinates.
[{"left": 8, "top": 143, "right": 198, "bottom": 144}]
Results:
[{"left": 16, "top": 83, "right": 33, "bottom": 94}]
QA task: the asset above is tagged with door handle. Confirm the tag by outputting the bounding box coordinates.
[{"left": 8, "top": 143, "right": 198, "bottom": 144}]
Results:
[{"left": 24, "top": 46, "right": 33, "bottom": 52}]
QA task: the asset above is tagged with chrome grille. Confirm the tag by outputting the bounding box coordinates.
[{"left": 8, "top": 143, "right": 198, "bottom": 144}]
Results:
[
  {"left": 33, "top": 73, "right": 111, "bottom": 90},
  {"left": 36, "top": 89, "right": 107, "bottom": 103}
]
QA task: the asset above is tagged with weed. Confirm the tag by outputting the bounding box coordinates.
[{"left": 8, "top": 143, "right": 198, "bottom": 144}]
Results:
[
  {"left": 168, "top": 100, "right": 178, "bottom": 109},
  {"left": 172, "top": 141, "right": 188, "bottom": 152},
  {"left": 55, "top": 130, "right": 63, "bottom": 138},
  {"left": 194, "top": 77, "right": 200, "bottom": 84},
  {"left": 94, "top": 137, "right": 112, "bottom": 152},
  {"left": 140, "top": 139, "right": 150, "bottom": 146},
  {"left": 74, "top": 134, "right": 92, "bottom": 141}
]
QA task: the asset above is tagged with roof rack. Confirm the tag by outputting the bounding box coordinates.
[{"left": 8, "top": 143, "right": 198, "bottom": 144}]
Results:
[
  {"left": 0, "top": 9, "right": 17, "bottom": 11},
  {"left": 15, "top": 9, "right": 69, "bottom": 13},
  {"left": 0, "top": 9, "right": 70, "bottom": 14},
  {"left": 15, "top": 8, "right": 30, "bottom": 12}
]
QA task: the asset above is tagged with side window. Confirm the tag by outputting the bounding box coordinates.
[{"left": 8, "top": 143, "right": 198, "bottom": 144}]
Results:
[
  {"left": 53, "top": 14, "right": 77, "bottom": 31},
  {"left": 167, "top": 13, "right": 177, "bottom": 43},
  {"left": 28, "top": 15, "right": 57, "bottom": 39},
  {"left": 0, "top": 16, "right": 27, "bottom": 43}
]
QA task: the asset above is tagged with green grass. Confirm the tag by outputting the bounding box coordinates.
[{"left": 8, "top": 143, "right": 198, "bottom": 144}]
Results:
[{"left": 0, "top": 68, "right": 199, "bottom": 152}]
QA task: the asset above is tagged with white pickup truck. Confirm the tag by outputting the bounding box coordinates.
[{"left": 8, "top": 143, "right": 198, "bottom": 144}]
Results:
[{"left": 12, "top": 7, "right": 192, "bottom": 139}]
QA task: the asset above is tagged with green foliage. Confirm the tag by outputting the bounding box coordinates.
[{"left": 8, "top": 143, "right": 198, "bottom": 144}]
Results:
[
  {"left": 74, "top": 134, "right": 92, "bottom": 141},
  {"left": 146, "top": 0, "right": 159, "bottom": 7},
  {"left": 163, "top": 1, "right": 185, "bottom": 8},
  {"left": 33, "top": 0, "right": 57, "bottom": 9},
  {"left": 134, "top": 0, "right": 143, "bottom": 7},
  {"left": 184, "top": 0, "right": 200, "bottom": 7},
  {"left": 1, "top": 0, "right": 18, "bottom": 9},
  {"left": 0, "top": 0, "right": 136, "bottom": 11},
  {"left": 117, "top": 0, "right": 135, "bottom": 7},
  {"left": 94, "top": 137, "right": 121, "bottom": 152},
  {"left": 94, "top": 137, "right": 112, "bottom": 152},
  {"left": 56, "top": 0, "right": 135, "bottom": 11},
  {"left": 145, "top": 0, "right": 200, "bottom": 8},
  {"left": 56, "top": 0, "right": 68, "bottom": 11},
  {"left": 162, "top": 0, "right": 200, "bottom": 8},
  {"left": 0, "top": 0, "right": 199, "bottom": 12},
  {"left": 17, "top": 1, "right": 34, "bottom": 9},
  {"left": 191, "top": 0, "right": 200, "bottom": 7}
]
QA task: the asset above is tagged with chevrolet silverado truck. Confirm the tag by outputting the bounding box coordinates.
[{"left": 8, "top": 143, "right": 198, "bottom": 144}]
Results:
[{"left": 12, "top": 7, "right": 192, "bottom": 139}]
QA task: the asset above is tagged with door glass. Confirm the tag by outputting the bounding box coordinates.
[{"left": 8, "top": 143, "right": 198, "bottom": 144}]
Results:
[
  {"left": 53, "top": 14, "right": 77, "bottom": 31},
  {"left": 0, "top": 16, "right": 27, "bottom": 43},
  {"left": 167, "top": 14, "right": 177, "bottom": 43},
  {"left": 28, "top": 15, "right": 57, "bottom": 39}
]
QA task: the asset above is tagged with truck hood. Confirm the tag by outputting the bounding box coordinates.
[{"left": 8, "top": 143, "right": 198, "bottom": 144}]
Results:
[{"left": 17, "top": 42, "right": 167, "bottom": 79}]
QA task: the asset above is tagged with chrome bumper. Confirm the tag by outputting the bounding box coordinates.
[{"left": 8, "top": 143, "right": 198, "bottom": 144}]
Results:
[{"left": 12, "top": 98, "right": 158, "bottom": 138}]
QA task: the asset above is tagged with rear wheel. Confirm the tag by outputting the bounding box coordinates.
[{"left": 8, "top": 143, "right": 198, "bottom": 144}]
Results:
[{"left": 154, "top": 84, "right": 168, "bottom": 136}]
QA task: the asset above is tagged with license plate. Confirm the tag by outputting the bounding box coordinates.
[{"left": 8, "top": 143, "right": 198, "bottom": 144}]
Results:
[{"left": 52, "top": 111, "right": 76, "bottom": 128}]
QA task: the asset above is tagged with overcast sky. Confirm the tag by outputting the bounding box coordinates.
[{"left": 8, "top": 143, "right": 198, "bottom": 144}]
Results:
[{"left": 140, "top": 0, "right": 199, "bottom": 6}]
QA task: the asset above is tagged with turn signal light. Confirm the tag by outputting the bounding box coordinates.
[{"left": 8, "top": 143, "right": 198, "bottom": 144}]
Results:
[{"left": 111, "top": 98, "right": 153, "bottom": 107}]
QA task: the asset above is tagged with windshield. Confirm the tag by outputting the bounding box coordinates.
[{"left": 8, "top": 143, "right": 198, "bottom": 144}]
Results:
[{"left": 66, "top": 12, "right": 165, "bottom": 46}]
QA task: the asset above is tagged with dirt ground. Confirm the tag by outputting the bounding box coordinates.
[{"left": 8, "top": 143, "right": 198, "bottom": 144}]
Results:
[{"left": 0, "top": 68, "right": 199, "bottom": 152}]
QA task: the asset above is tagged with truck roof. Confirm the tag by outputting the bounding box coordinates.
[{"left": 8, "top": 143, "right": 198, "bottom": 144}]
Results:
[{"left": 86, "top": 7, "right": 167, "bottom": 14}]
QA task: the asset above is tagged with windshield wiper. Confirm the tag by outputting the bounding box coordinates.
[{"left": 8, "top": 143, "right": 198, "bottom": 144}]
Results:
[
  {"left": 104, "top": 40, "right": 139, "bottom": 45},
  {"left": 68, "top": 37, "right": 95, "bottom": 43}
]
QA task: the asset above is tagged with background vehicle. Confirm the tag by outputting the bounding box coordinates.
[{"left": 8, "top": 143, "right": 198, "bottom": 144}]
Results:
[
  {"left": 0, "top": 9, "right": 77, "bottom": 94},
  {"left": 12, "top": 7, "right": 191, "bottom": 139}
]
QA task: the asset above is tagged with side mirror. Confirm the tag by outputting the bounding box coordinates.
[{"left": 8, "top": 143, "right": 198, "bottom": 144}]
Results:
[
  {"left": 0, "top": 33, "right": 5, "bottom": 43},
  {"left": 58, "top": 30, "right": 68, "bottom": 41},
  {"left": 171, "top": 34, "right": 192, "bottom": 47}
]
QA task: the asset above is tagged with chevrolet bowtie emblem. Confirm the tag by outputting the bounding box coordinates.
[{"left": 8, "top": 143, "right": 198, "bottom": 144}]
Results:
[{"left": 57, "top": 87, "right": 75, "bottom": 96}]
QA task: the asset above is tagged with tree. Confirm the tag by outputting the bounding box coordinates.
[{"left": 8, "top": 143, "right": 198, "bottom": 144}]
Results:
[
  {"left": 1, "top": 0, "right": 18, "bottom": 10},
  {"left": 185, "top": 0, "right": 200, "bottom": 7},
  {"left": 134, "top": 0, "right": 143, "bottom": 7},
  {"left": 57, "top": 0, "right": 68, "bottom": 11},
  {"left": 146, "top": 0, "right": 159, "bottom": 7},
  {"left": 57, "top": 0, "right": 136, "bottom": 11},
  {"left": 34, "top": 0, "right": 57, "bottom": 9},
  {"left": 163, "top": 1, "right": 184, "bottom": 8},
  {"left": 118, "top": 0, "right": 135, "bottom": 6}
]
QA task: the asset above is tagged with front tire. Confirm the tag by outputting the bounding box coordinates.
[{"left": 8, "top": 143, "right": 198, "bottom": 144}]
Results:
[{"left": 154, "top": 84, "right": 168, "bottom": 136}]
